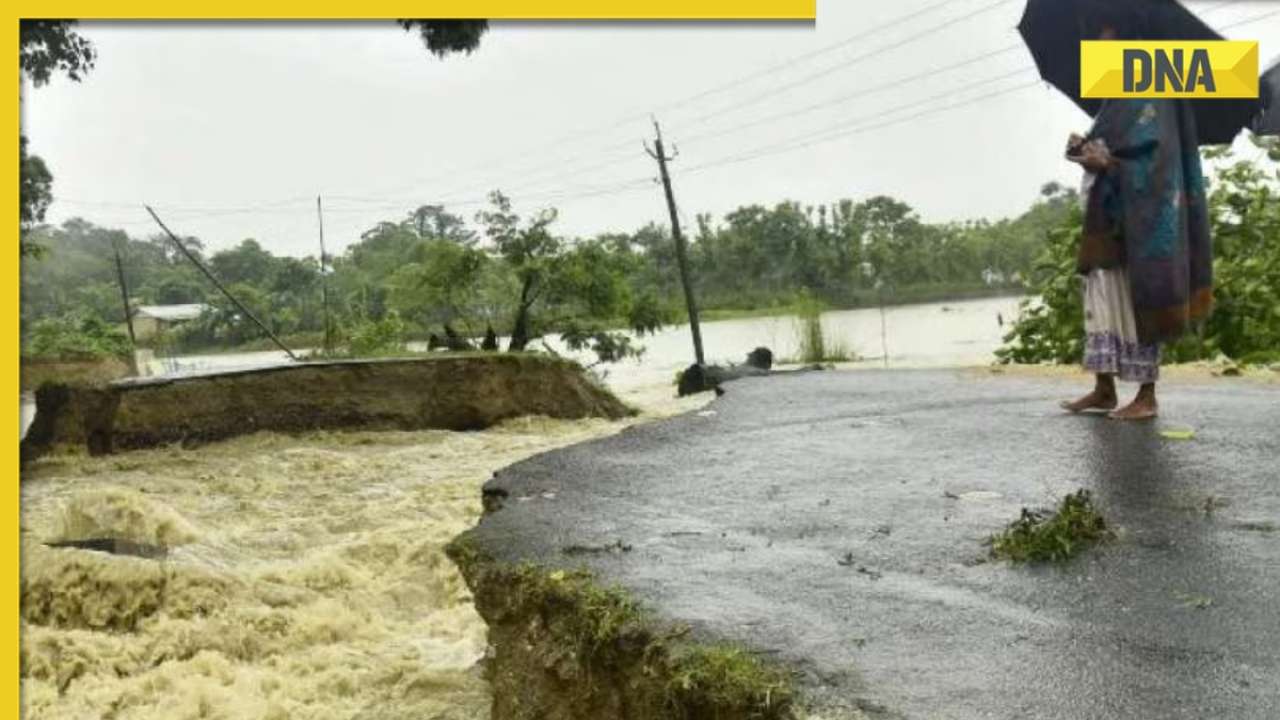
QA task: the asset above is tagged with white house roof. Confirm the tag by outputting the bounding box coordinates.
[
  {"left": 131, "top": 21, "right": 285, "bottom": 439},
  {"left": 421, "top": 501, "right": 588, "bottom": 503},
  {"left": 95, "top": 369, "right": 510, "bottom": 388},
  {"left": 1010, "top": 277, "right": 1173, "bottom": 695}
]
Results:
[{"left": 133, "top": 304, "right": 209, "bottom": 321}]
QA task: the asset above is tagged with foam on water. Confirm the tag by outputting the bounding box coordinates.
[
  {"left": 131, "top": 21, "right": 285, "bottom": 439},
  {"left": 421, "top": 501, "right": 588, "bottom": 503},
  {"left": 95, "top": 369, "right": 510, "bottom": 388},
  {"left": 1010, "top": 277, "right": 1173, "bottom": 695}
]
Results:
[{"left": 21, "top": 385, "right": 708, "bottom": 718}]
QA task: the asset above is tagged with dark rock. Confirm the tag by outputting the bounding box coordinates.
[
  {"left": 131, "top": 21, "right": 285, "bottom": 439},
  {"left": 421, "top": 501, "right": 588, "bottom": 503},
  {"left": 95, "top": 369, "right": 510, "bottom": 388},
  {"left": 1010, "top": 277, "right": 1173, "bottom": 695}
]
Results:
[
  {"left": 746, "top": 347, "right": 774, "bottom": 370},
  {"left": 443, "top": 324, "right": 475, "bottom": 351},
  {"left": 678, "top": 361, "right": 772, "bottom": 397}
]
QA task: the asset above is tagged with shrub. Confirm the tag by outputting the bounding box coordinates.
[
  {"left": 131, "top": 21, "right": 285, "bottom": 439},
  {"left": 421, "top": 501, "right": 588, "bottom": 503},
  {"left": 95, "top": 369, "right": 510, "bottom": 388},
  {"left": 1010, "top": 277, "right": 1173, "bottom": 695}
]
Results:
[{"left": 24, "top": 315, "right": 131, "bottom": 360}]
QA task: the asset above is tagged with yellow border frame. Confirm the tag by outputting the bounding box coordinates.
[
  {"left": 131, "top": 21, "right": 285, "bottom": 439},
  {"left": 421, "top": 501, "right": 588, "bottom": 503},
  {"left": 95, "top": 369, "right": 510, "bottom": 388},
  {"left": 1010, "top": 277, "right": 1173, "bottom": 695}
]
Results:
[
  {"left": 7, "top": 17, "right": 18, "bottom": 716},
  {"left": 24, "top": 2, "right": 816, "bottom": 19},
  {"left": 10, "top": 5, "right": 814, "bottom": 718}
]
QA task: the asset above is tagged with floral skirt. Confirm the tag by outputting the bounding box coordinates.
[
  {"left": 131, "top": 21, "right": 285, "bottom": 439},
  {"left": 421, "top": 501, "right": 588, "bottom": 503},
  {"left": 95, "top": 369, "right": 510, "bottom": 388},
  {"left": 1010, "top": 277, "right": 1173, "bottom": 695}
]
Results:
[{"left": 1082, "top": 268, "right": 1160, "bottom": 383}]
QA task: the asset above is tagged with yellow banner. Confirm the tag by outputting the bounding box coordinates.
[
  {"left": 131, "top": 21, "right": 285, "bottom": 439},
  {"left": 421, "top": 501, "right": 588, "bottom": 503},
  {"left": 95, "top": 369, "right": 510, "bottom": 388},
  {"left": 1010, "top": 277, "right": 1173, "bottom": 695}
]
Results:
[
  {"left": 18, "top": 1, "right": 816, "bottom": 19},
  {"left": 1080, "top": 40, "right": 1258, "bottom": 99}
]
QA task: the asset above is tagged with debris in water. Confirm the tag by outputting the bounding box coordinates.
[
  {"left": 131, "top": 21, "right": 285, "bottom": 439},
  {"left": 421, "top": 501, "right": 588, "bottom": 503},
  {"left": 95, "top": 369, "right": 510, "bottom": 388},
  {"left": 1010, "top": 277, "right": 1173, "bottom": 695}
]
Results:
[
  {"left": 46, "top": 538, "right": 167, "bottom": 559},
  {"left": 1160, "top": 428, "right": 1196, "bottom": 441}
]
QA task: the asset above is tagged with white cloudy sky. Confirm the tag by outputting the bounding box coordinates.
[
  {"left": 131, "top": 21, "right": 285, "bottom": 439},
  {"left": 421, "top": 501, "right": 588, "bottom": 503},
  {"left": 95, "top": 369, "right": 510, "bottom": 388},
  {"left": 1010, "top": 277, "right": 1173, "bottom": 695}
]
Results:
[{"left": 22, "top": 1, "right": 1280, "bottom": 258}]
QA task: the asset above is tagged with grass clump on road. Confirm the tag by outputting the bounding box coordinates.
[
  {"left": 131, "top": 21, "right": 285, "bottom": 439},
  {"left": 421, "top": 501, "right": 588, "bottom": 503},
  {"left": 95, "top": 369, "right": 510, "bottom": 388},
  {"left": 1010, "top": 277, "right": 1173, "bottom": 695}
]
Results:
[
  {"left": 989, "top": 489, "right": 1112, "bottom": 563},
  {"left": 666, "top": 644, "right": 794, "bottom": 718}
]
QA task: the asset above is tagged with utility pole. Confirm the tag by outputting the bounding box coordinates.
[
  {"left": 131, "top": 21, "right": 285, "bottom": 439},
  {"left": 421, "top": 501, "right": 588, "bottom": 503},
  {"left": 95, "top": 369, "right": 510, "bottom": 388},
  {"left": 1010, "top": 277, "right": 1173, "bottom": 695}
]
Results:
[
  {"left": 111, "top": 239, "right": 137, "bottom": 347},
  {"left": 112, "top": 237, "right": 140, "bottom": 376},
  {"left": 645, "top": 118, "right": 706, "bottom": 366},
  {"left": 316, "top": 196, "right": 332, "bottom": 354},
  {"left": 145, "top": 206, "right": 299, "bottom": 361}
]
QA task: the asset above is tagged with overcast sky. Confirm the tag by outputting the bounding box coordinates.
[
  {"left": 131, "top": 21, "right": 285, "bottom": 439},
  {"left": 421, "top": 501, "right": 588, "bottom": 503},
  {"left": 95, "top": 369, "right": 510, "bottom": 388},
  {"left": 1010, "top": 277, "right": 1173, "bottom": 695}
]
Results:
[{"left": 22, "top": 1, "right": 1280, "bottom": 258}]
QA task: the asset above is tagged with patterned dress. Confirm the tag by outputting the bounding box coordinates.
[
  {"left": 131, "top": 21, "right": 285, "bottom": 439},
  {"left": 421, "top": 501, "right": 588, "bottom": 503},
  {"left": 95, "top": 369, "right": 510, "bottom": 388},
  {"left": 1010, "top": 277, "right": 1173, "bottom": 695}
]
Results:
[
  {"left": 1079, "top": 168, "right": 1161, "bottom": 384},
  {"left": 1075, "top": 99, "right": 1213, "bottom": 382}
]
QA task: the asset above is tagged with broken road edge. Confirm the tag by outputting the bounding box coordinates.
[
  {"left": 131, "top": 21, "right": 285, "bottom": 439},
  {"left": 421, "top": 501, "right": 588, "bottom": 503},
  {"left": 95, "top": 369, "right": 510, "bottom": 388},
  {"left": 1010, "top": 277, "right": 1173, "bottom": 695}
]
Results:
[{"left": 446, "top": 532, "right": 802, "bottom": 720}]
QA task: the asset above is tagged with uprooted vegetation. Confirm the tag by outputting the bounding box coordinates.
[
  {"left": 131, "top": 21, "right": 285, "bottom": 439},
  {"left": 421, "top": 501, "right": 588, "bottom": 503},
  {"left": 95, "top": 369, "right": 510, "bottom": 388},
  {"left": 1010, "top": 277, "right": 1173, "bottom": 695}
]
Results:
[
  {"left": 447, "top": 537, "right": 795, "bottom": 720},
  {"left": 988, "top": 490, "right": 1112, "bottom": 564}
]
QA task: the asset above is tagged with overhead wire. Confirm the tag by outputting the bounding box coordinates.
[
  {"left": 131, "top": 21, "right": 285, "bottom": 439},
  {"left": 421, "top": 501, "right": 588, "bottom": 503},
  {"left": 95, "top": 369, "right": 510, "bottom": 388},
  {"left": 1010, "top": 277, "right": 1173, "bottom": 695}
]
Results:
[{"left": 334, "top": 0, "right": 1010, "bottom": 206}]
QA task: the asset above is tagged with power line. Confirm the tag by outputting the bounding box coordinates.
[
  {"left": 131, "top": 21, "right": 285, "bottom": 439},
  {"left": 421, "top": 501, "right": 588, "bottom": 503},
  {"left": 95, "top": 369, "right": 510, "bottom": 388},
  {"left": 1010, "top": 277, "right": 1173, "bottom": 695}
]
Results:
[
  {"left": 645, "top": 0, "right": 977, "bottom": 117},
  {"left": 1218, "top": 7, "right": 1280, "bottom": 30},
  {"left": 682, "top": 75, "right": 1041, "bottom": 178},
  {"left": 673, "top": 0, "right": 1019, "bottom": 133},
  {"left": 351, "top": 42, "right": 1029, "bottom": 209},
  {"left": 680, "top": 43, "right": 1025, "bottom": 146},
  {"left": 329, "top": 0, "right": 996, "bottom": 206}
]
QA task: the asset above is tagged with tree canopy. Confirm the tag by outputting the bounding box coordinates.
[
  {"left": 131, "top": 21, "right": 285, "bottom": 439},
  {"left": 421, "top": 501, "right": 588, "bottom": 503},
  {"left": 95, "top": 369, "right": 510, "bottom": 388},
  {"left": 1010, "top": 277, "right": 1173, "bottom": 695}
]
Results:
[
  {"left": 397, "top": 20, "right": 489, "bottom": 57},
  {"left": 20, "top": 20, "right": 96, "bottom": 87}
]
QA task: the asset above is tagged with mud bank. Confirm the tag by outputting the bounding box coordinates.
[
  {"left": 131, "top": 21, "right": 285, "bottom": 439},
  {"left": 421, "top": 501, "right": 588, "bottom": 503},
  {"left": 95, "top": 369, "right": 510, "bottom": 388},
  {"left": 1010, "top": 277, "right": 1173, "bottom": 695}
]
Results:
[
  {"left": 23, "top": 354, "right": 630, "bottom": 457},
  {"left": 20, "top": 356, "right": 133, "bottom": 392},
  {"left": 447, "top": 534, "right": 797, "bottom": 720}
]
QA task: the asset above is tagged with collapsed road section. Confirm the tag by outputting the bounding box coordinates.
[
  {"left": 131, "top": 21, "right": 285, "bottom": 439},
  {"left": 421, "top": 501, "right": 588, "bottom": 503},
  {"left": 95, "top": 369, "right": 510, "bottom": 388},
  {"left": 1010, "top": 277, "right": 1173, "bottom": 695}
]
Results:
[
  {"left": 453, "top": 369, "right": 1280, "bottom": 719},
  {"left": 22, "top": 354, "right": 631, "bottom": 458}
]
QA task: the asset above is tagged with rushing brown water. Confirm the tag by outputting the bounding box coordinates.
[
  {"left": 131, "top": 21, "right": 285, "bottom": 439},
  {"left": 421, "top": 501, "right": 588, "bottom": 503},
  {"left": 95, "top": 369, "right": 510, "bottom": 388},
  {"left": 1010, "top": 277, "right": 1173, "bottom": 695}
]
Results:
[{"left": 20, "top": 384, "right": 707, "bottom": 719}]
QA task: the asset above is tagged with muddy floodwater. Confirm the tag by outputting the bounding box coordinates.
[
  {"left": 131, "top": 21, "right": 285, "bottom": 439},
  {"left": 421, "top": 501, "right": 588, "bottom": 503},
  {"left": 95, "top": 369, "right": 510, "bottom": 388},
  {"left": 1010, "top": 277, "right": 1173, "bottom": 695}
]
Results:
[
  {"left": 18, "top": 296, "right": 1020, "bottom": 718},
  {"left": 20, "top": 383, "right": 708, "bottom": 719}
]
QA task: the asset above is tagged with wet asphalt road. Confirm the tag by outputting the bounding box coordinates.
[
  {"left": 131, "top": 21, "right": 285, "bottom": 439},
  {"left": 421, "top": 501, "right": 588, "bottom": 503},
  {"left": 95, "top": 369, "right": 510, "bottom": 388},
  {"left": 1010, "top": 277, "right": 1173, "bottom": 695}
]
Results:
[{"left": 468, "top": 370, "right": 1280, "bottom": 719}]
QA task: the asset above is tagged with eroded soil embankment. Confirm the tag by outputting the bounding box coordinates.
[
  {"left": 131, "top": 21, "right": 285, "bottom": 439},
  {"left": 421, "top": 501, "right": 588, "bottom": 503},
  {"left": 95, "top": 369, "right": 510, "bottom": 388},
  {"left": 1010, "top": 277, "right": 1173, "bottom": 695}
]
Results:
[
  {"left": 447, "top": 536, "right": 797, "bottom": 720},
  {"left": 22, "top": 354, "right": 630, "bottom": 457}
]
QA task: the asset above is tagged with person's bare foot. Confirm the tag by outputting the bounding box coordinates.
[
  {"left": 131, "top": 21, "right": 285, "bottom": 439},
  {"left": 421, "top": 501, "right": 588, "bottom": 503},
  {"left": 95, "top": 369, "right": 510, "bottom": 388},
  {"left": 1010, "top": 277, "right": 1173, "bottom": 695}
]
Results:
[
  {"left": 1109, "top": 385, "right": 1158, "bottom": 421},
  {"left": 1060, "top": 388, "right": 1117, "bottom": 413},
  {"left": 1109, "top": 397, "right": 1157, "bottom": 421}
]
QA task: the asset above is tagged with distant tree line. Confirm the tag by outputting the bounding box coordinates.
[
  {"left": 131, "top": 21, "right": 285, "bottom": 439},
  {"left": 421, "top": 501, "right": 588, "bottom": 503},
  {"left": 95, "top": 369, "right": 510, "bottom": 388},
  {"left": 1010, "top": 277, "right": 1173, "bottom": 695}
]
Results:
[{"left": 20, "top": 187, "right": 1072, "bottom": 361}]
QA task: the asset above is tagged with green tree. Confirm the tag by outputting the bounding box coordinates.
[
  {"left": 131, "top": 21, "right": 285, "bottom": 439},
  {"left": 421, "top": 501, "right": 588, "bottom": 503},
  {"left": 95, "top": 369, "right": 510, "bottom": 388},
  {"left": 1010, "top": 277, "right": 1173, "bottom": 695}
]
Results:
[
  {"left": 998, "top": 136, "right": 1280, "bottom": 366},
  {"left": 477, "top": 191, "right": 562, "bottom": 351},
  {"left": 19, "top": 137, "right": 53, "bottom": 256},
  {"left": 210, "top": 239, "right": 278, "bottom": 287},
  {"left": 20, "top": 20, "right": 96, "bottom": 257}
]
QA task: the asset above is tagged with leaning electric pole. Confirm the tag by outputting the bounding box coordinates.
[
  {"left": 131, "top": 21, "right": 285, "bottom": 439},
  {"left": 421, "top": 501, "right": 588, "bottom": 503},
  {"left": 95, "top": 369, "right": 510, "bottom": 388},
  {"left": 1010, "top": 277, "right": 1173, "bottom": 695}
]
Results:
[
  {"left": 645, "top": 118, "right": 706, "bottom": 366},
  {"left": 111, "top": 238, "right": 137, "bottom": 347},
  {"left": 316, "top": 196, "right": 333, "bottom": 354}
]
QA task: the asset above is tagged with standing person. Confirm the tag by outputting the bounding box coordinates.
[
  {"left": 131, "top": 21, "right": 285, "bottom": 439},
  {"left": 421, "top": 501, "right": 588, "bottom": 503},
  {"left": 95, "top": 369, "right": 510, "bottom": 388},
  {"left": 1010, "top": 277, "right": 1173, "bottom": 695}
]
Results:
[{"left": 1059, "top": 17, "right": 1213, "bottom": 420}]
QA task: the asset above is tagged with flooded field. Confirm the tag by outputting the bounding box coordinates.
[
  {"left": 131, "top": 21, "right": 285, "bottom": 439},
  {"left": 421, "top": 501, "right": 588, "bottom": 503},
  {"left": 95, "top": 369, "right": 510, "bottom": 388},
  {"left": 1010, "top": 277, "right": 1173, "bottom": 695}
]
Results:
[{"left": 20, "top": 384, "right": 707, "bottom": 719}]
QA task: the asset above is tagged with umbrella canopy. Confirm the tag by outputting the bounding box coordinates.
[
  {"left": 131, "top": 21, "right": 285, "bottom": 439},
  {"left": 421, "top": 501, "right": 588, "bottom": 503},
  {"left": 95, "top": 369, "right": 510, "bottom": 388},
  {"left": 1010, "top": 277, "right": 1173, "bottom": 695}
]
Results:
[
  {"left": 1255, "top": 59, "right": 1280, "bottom": 136},
  {"left": 1018, "top": 0, "right": 1262, "bottom": 145}
]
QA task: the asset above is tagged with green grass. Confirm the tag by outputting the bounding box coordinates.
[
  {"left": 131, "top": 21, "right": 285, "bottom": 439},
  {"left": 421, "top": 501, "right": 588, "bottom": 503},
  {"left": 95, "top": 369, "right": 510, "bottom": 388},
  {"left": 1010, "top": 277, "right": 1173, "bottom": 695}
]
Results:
[
  {"left": 446, "top": 535, "right": 794, "bottom": 718},
  {"left": 666, "top": 644, "right": 794, "bottom": 717},
  {"left": 790, "top": 294, "right": 853, "bottom": 364},
  {"left": 989, "top": 489, "right": 1112, "bottom": 563}
]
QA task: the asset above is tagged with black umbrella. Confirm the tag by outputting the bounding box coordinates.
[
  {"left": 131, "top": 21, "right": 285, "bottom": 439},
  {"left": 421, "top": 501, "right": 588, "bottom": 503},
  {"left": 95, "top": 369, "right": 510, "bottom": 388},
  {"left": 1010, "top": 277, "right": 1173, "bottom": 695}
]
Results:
[
  {"left": 1018, "top": 0, "right": 1262, "bottom": 145},
  {"left": 1255, "top": 59, "right": 1280, "bottom": 136}
]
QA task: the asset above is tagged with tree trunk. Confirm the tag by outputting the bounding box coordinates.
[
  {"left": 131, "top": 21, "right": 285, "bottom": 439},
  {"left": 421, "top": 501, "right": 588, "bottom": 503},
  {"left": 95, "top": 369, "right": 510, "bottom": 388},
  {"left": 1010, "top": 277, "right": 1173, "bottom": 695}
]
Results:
[{"left": 508, "top": 276, "right": 536, "bottom": 352}]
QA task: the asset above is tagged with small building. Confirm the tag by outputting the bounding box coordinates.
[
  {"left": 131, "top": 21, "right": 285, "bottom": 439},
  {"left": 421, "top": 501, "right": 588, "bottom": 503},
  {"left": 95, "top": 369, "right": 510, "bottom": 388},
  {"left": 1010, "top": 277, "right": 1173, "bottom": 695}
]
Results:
[{"left": 131, "top": 304, "right": 209, "bottom": 341}]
